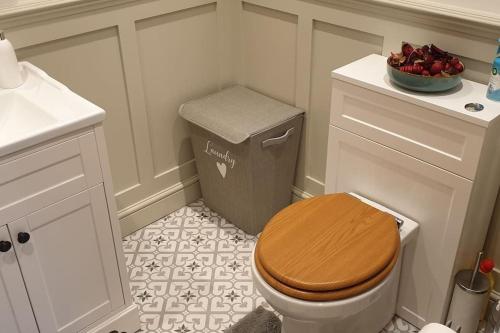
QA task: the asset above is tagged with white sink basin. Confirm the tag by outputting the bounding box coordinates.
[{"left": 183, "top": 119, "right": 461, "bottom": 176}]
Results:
[
  {"left": 0, "top": 62, "right": 105, "bottom": 157},
  {"left": 0, "top": 94, "right": 57, "bottom": 144}
]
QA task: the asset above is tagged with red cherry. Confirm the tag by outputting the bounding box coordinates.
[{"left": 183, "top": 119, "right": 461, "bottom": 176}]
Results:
[
  {"left": 480, "top": 259, "right": 495, "bottom": 273},
  {"left": 433, "top": 73, "right": 442, "bottom": 78},
  {"left": 448, "top": 67, "right": 459, "bottom": 75},
  {"left": 430, "top": 62, "right": 443, "bottom": 75},
  {"left": 454, "top": 62, "right": 464, "bottom": 72},
  {"left": 450, "top": 57, "right": 460, "bottom": 66},
  {"left": 422, "top": 70, "right": 430, "bottom": 76}
]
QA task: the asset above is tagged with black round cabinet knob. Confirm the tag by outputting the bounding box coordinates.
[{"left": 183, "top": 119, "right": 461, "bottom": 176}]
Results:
[
  {"left": 17, "top": 232, "right": 30, "bottom": 244},
  {"left": 0, "top": 241, "right": 12, "bottom": 252}
]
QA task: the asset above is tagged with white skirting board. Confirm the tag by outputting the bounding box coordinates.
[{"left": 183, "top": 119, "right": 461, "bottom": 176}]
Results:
[
  {"left": 83, "top": 304, "right": 140, "bottom": 333},
  {"left": 121, "top": 183, "right": 309, "bottom": 236},
  {"left": 291, "top": 186, "right": 314, "bottom": 202},
  {"left": 119, "top": 179, "right": 202, "bottom": 237}
]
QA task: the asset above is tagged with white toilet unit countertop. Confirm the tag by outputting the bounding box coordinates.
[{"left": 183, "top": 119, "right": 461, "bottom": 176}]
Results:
[
  {"left": 326, "top": 54, "right": 500, "bottom": 328},
  {"left": 0, "top": 63, "right": 140, "bottom": 333}
]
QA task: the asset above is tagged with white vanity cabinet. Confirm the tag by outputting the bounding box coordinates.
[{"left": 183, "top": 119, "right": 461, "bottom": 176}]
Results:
[
  {"left": 326, "top": 54, "right": 500, "bottom": 328},
  {"left": 10, "top": 185, "right": 123, "bottom": 333},
  {"left": 0, "top": 127, "right": 140, "bottom": 333}
]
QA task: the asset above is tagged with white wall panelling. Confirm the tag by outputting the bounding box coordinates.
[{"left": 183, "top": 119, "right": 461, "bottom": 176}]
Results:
[
  {"left": 309, "top": 21, "right": 383, "bottom": 183},
  {"left": 4, "top": 0, "right": 227, "bottom": 235},
  {"left": 2, "top": 0, "right": 499, "bottom": 279},
  {"left": 315, "top": 0, "right": 500, "bottom": 25},
  {"left": 16, "top": 29, "right": 138, "bottom": 197},
  {"left": 135, "top": 3, "right": 218, "bottom": 181},
  {"left": 240, "top": 3, "right": 298, "bottom": 105}
]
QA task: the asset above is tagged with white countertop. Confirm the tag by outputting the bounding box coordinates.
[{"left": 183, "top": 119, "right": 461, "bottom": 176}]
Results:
[
  {"left": 0, "top": 0, "right": 129, "bottom": 18},
  {"left": 2, "top": 0, "right": 499, "bottom": 27},
  {"left": 332, "top": 54, "right": 500, "bottom": 128},
  {"left": 0, "top": 62, "right": 105, "bottom": 158},
  {"left": 0, "top": 0, "right": 82, "bottom": 15}
]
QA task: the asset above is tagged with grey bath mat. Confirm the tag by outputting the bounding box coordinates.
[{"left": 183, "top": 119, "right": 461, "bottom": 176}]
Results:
[{"left": 224, "top": 306, "right": 282, "bottom": 333}]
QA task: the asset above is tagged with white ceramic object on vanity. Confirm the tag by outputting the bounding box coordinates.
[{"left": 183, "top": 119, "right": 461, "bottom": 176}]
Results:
[
  {"left": 326, "top": 54, "right": 500, "bottom": 328},
  {"left": 252, "top": 193, "right": 419, "bottom": 333},
  {"left": 0, "top": 63, "right": 140, "bottom": 333}
]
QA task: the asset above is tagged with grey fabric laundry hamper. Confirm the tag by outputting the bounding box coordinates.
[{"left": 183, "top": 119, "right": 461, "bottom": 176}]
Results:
[{"left": 179, "top": 85, "right": 304, "bottom": 235}]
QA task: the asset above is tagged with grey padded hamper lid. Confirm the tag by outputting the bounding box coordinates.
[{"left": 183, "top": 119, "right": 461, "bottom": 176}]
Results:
[{"left": 179, "top": 85, "right": 304, "bottom": 144}]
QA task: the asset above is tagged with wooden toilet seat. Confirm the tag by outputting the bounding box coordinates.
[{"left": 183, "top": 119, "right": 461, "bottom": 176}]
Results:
[{"left": 255, "top": 193, "right": 400, "bottom": 301}]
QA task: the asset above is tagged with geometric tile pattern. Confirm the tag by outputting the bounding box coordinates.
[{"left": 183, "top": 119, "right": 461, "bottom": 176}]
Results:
[
  {"left": 383, "top": 318, "right": 420, "bottom": 333},
  {"left": 123, "top": 200, "right": 420, "bottom": 333}
]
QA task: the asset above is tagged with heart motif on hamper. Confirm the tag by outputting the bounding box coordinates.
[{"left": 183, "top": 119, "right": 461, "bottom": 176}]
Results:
[{"left": 216, "top": 162, "right": 227, "bottom": 178}]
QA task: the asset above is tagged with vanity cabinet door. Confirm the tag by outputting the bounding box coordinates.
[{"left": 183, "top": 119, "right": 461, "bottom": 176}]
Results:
[
  {"left": 325, "top": 126, "right": 473, "bottom": 327},
  {"left": 0, "top": 226, "right": 39, "bottom": 333},
  {"left": 9, "top": 185, "right": 123, "bottom": 333}
]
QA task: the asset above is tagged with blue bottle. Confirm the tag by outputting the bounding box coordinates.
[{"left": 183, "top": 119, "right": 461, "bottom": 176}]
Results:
[{"left": 487, "top": 38, "right": 500, "bottom": 101}]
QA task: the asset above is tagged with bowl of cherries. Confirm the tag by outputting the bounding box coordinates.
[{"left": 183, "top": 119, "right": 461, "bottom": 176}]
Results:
[{"left": 387, "top": 42, "right": 464, "bottom": 92}]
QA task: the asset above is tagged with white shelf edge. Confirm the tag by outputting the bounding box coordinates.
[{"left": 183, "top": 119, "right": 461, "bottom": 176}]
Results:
[
  {"left": 366, "top": 0, "right": 500, "bottom": 27},
  {"left": 0, "top": 0, "right": 499, "bottom": 29},
  {"left": 0, "top": 0, "right": 136, "bottom": 20}
]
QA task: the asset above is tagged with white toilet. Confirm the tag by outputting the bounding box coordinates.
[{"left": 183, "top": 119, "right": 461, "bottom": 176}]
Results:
[
  {"left": 251, "top": 192, "right": 420, "bottom": 333},
  {"left": 420, "top": 323, "right": 456, "bottom": 332}
]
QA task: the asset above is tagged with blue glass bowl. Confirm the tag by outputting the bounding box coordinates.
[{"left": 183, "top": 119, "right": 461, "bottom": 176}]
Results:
[{"left": 386, "top": 60, "right": 463, "bottom": 92}]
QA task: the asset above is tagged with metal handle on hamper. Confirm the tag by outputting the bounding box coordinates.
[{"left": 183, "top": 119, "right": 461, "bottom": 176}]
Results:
[{"left": 262, "top": 127, "right": 295, "bottom": 148}]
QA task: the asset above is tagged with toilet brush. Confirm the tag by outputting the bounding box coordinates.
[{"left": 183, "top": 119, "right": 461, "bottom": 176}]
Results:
[
  {"left": 470, "top": 252, "right": 483, "bottom": 290},
  {"left": 447, "top": 252, "right": 489, "bottom": 333}
]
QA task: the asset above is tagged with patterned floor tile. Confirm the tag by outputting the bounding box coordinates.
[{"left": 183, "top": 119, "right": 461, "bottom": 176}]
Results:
[
  {"left": 123, "top": 200, "right": 419, "bottom": 333},
  {"left": 383, "top": 316, "right": 419, "bottom": 332}
]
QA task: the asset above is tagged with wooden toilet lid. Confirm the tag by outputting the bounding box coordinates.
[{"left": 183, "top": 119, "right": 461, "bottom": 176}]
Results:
[
  {"left": 255, "top": 245, "right": 399, "bottom": 301},
  {"left": 255, "top": 193, "right": 400, "bottom": 300}
]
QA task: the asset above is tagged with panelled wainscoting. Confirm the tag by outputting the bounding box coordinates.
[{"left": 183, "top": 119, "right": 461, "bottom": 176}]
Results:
[
  {"left": 1, "top": 0, "right": 499, "bottom": 292},
  {"left": 123, "top": 200, "right": 419, "bottom": 333},
  {"left": 2, "top": 0, "right": 236, "bottom": 236}
]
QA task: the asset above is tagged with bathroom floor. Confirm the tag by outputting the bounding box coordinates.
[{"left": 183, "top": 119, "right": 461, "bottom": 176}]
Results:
[{"left": 123, "top": 200, "right": 419, "bottom": 333}]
